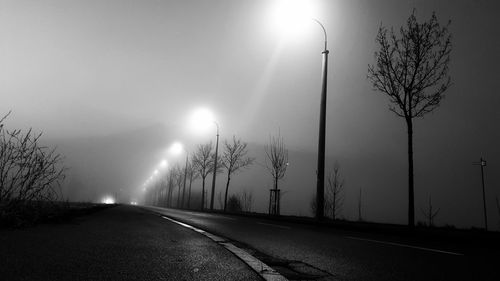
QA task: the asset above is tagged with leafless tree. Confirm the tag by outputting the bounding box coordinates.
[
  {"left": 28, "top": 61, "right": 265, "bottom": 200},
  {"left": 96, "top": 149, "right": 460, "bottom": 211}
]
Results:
[
  {"left": 240, "top": 189, "right": 254, "bottom": 213},
  {"left": 217, "top": 191, "right": 224, "bottom": 210},
  {"left": 326, "top": 163, "right": 344, "bottom": 220},
  {"left": 173, "top": 165, "right": 185, "bottom": 208},
  {"left": 368, "top": 11, "right": 452, "bottom": 227},
  {"left": 221, "top": 136, "right": 253, "bottom": 212},
  {"left": 166, "top": 168, "right": 177, "bottom": 207},
  {"left": 0, "top": 112, "right": 66, "bottom": 209},
  {"left": 185, "top": 158, "right": 199, "bottom": 209},
  {"left": 226, "top": 194, "right": 242, "bottom": 212},
  {"left": 420, "top": 195, "right": 440, "bottom": 227},
  {"left": 358, "top": 188, "right": 363, "bottom": 221},
  {"left": 192, "top": 142, "right": 220, "bottom": 210},
  {"left": 265, "top": 132, "right": 288, "bottom": 215}
]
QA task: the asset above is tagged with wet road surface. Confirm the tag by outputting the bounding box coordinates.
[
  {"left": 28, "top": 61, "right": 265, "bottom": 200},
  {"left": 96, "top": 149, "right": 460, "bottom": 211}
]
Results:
[
  {"left": 145, "top": 206, "right": 499, "bottom": 281},
  {"left": 0, "top": 205, "right": 261, "bottom": 281}
]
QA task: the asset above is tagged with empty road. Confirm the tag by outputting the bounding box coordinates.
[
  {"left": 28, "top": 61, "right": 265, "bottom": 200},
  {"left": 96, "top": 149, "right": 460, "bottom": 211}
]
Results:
[
  {"left": 144, "top": 206, "right": 499, "bottom": 281},
  {"left": 0, "top": 205, "right": 261, "bottom": 281}
]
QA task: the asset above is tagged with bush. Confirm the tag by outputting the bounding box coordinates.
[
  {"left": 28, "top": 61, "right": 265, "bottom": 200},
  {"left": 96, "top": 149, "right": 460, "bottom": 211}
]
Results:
[
  {"left": 226, "top": 194, "right": 242, "bottom": 212},
  {"left": 0, "top": 112, "right": 66, "bottom": 226}
]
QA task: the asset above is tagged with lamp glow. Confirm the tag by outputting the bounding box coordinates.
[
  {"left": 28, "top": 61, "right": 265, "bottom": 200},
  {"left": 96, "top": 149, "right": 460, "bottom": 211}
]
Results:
[
  {"left": 189, "top": 107, "right": 215, "bottom": 135},
  {"left": 101, "top": 196, "right": 115, "bottom": 204},
  {"left": 269, "top": 0, "right": 316, "bottom": 39},
  {"left": 169, "top": 142, "right": 184, "bottom": 155}
]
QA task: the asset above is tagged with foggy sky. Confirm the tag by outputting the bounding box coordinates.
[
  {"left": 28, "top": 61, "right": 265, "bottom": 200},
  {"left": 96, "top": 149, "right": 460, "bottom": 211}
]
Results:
[{"left": 1, "top": 0, "right": 499, "bottom": 229}]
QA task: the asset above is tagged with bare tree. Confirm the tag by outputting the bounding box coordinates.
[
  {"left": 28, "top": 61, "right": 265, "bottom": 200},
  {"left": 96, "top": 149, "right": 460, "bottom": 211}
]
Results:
[
  {"left": 326, "top": 163, "right": 344, "bottom": 220},
  {"left": 226, "top": 194, "right": 242, "bottom": 212},
  {"left": 420, "top": 195, "right": 440, "bottom": 227},
  {"left": 221, "top": 136, "right": 254, "bottom": 212},
  {"left": 358, "top": 188, "right": 363, "bottom": 221},
  {"left": 166, "top": 168, "right": 177, "bottom": 207},
  {"left": 368, "top": 11, "right": 452, "bottom": 227},
  {"left": 174, "top": 165, "right": 185, "bottom": 208},
  {"left": 240, "top": 189, "right": 254, "bottom": 213},
  {"left": 265, "top": 132, "right": 288, "bottom": 215},
  {"left": 185, "top": 158, "right": 199, "bottom": 209},
  {"left": 192, "top": 142, "right": 220, "bottom": 210},
  {"left": 0, "top": 112, "right": 66, "bottom": 208},
  {"left": 217, "top": 191, "right": 224, "bottom": 210}
]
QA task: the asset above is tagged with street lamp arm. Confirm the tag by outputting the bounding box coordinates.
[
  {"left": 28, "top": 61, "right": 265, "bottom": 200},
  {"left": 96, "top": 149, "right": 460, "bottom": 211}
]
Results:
[
  {"left": 213, "top": 121, "right": 219, "bottom": 136},
  {"left": 312, "top": 18, "right": 327, "bottom": 51}
]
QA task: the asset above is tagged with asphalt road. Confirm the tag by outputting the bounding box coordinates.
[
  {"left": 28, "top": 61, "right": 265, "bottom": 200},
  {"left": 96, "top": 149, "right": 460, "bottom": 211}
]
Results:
[
  {"left": 144, "top": 206, "right": 499, "bottom": 281},
  {"left": 0, "top": 205, "right": 261, "bottom": 281}
]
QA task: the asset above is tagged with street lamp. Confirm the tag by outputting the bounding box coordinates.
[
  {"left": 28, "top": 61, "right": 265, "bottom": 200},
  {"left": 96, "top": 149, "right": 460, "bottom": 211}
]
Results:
[
  {"left": 210, "top": 121, "right": 219, "bottom": 210},
  {"left": 271, "top": 1, "right": 329, "bottom": 219},
  {"left": 314, "top": 18, "right": 329, "bottom": 220},
  {"left": 473, "top": 157, "right": 488, "bottom": 231}
]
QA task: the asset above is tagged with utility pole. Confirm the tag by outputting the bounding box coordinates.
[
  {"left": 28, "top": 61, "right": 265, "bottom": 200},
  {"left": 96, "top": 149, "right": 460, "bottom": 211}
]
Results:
[{"left": 473, "top": 157, "right": 488, "bottom": 231}]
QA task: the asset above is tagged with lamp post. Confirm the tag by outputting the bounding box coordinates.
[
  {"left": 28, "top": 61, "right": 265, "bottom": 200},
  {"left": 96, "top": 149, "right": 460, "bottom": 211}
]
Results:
[
  {"left": 181, "top": 150, "right": 188, "bottom": 209},
  {"left": 313, "top": 19, "right": 329, "bottom": 220},
  {"left": 473, "top": 157, "right": 488, "bottom": 231},
  {"left": 210, "top": 121, "right": 219, "bottom": 210}
]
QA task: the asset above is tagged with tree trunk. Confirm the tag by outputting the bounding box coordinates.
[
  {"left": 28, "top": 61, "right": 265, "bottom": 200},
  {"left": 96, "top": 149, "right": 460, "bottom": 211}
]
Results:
[
  {"left": 407, "top": 118, "right": 415, "bottom": 228},
  {"left": 274, "top": 177, "right": 279, "bottom": 215},
  {"left": 333, "top": 190, "right": 336, "bottom": 220},
  {"left": 201, "top": 177, "right": 205, "bottom": 210},
  {"left": 224, "top": 174, "right": 231, "bottom": 212},
  {"left": 188, "top": 174, "right": 193, "bottom": 209}
]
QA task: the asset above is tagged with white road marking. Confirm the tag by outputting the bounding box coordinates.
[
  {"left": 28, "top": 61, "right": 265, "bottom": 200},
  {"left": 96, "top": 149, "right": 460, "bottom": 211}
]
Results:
[
  {"left": 257, "top": 222, "right": 291, "bottom": 230},
  {"left": 162, "top": 216, "right": 289, "bottom": 281},
  {"left": 345, "top": 236, "right": 464, "bottom": 256}
]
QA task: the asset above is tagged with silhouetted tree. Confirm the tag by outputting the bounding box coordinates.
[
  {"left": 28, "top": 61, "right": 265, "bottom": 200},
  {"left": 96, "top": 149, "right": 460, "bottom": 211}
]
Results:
[
  {"left": 0, "top": 112, "right": 66, "bottom": 207},
  {"left": 186, "top": 160, "right": 199, "bottom": 209},
  {"left": 265, "top": 132, "right": 288, "bottom": 215},
  {"left": 191, "top": 142, "right": 216, "bottom": 210},
  {"left": 172, "top": 165, "right": 184, "bottom": 208},
  {"left": 368, "top": 11, "right": 452, "bottom": 227},
  {"left": 420, "top": 195, "right": 440, "bottom": 227},
  {"left": 326, "top": 163, "right": 344, "bottom": 220},
  {"left": 166, "top": 168, "right": 177, "bottom": 207},
  {"left": 226, "top": 194, "right": 242, "bottom": 212},
  {"left": 221, "top": 136, "right": 253, "bottom": 212},
  {"left": 217, "top": 191, "right": 224, "bottom": 210},
  {"left": 240, "top": 189, "right": 254, "bottom": 213}
]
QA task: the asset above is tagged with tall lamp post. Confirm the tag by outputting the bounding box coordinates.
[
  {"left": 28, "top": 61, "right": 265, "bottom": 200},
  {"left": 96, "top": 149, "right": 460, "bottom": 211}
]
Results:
[
  {"left": 210, "top": 121, "right": 219, "bottom": 210},
  {"left": 473, "top": 157, "right": 488, "bottom": 231},
  {"left": 313, "top": 19, "right": 329, "bottom": 220},
  {"left": 181, "top": 150, "right": 188, "bottom": 209}
]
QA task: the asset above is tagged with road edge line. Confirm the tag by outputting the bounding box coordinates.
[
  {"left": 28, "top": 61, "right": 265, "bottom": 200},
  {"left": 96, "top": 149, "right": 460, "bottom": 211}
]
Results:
[
  {"left": 161, "top": 216, "right": 289, "bottom": 281},
  {"left": 345, "top": 236, "right": 464, "bottom": 256}
]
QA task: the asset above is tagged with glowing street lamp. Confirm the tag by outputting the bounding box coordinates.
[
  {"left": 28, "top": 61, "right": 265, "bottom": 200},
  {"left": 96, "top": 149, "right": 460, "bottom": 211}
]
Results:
[
  {"left": 271, "top": 0, "right": 329, "bottom": 220},
  {"left": 159, "top": 159, "right": 168, "bottom": 169}
]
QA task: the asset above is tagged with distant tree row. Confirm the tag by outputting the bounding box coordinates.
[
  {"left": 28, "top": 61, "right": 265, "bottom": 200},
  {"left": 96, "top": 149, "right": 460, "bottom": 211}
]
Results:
[{"left": 145, "top": 135, "right": 254, "bottom": 212}]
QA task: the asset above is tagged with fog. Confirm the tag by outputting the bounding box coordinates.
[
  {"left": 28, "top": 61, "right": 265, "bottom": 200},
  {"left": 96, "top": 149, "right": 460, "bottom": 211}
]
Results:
[{"left": 1, "top": 0, "right": 499, "bottom": 229}]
